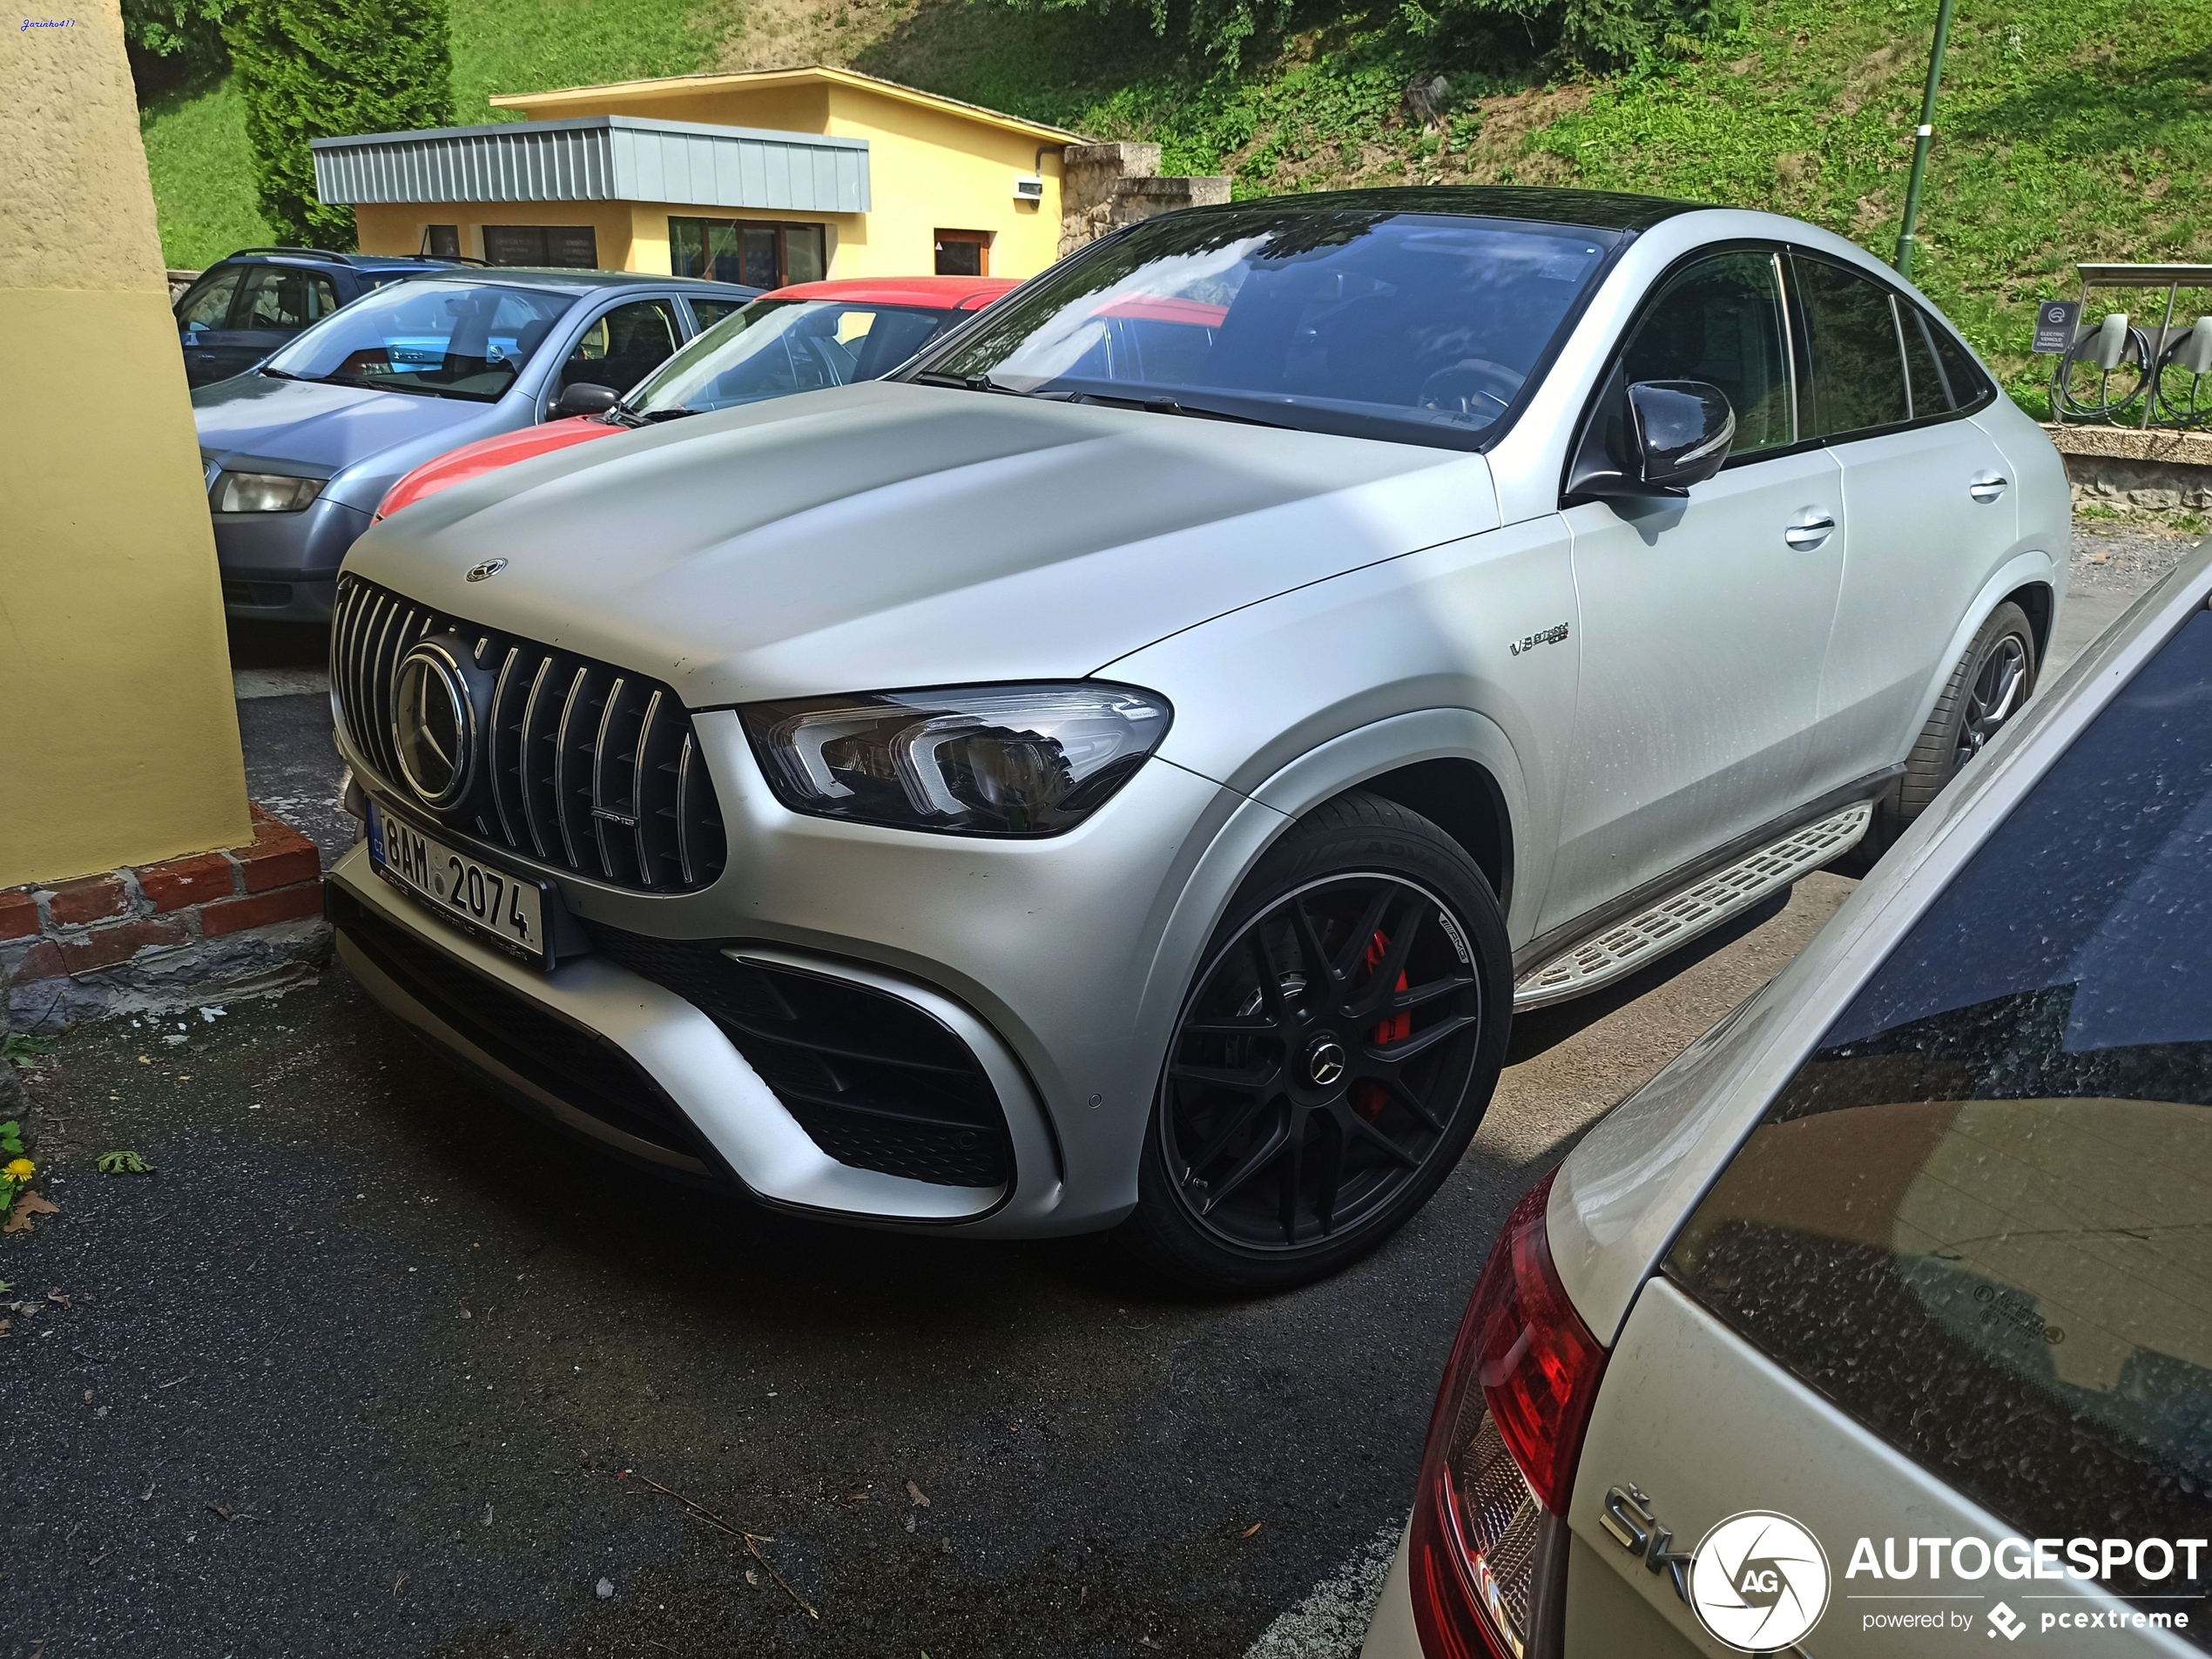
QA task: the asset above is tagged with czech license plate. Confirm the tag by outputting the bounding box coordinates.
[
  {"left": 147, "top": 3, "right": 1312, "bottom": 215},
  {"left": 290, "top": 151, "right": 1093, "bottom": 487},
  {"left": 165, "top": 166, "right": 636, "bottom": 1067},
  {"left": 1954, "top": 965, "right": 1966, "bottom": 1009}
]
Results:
[{"left": 367, "top": 799, "right": 549, "bottom": 968}]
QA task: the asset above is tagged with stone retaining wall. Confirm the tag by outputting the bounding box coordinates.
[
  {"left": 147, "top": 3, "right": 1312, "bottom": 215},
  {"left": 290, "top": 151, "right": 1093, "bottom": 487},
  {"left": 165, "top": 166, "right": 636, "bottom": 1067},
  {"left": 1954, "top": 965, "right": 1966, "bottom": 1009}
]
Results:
[
  {"left": 2043, "top": 422, "right": 2212, "bottom": 514},
  {"left": 1, "top": 805, "right": 328, "bottom": 1030}
]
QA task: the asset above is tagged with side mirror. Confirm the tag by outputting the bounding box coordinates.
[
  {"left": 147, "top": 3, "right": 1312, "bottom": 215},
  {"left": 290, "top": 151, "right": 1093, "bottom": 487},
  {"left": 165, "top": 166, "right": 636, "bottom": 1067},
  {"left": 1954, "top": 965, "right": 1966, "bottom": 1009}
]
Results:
[
  {"left": 1623, "top": 380, "right": 1735, "bottom": 495},
  {"left": 1567, "top": 379, "right": 1737, "bottom": 502},
  {"left": 551, "top": 381, "right": 619, "bottom": 419}
]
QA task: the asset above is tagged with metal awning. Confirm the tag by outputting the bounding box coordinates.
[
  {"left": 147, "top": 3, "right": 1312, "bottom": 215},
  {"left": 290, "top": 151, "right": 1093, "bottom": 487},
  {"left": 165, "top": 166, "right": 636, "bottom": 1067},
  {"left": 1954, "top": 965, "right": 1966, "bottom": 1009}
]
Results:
[{"left": 311, "top": 116, "right": 869, "bottom": 214}]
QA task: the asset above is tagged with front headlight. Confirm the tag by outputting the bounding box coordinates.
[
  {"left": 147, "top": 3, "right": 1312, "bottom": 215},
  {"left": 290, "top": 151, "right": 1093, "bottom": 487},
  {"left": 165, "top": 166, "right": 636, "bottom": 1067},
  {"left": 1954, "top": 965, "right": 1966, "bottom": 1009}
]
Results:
[
  {"left": 212, "top": 471, "right": 325, "bottom": 513},
  {"left": 740, "top": 682, "right": 1173, "bottom": 836}
]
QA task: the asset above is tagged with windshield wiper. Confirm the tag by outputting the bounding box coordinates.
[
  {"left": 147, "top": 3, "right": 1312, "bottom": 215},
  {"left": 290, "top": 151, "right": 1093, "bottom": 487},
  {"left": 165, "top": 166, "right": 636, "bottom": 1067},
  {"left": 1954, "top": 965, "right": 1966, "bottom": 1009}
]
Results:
[
  {"left": 909, "top": 370, "right": 1028, "bottom": 395},
  {"left": 640, "top": 408, "right": 697, "bottom": 424},
  {"left": 1063, "top": 391, "right": 1293, "bottom": 429},
  {"left": 311, "top": 373, "right": 475, "bottom": 400},
  {"left": 260, "top": 367, "right": 307, "bottom": 381}
]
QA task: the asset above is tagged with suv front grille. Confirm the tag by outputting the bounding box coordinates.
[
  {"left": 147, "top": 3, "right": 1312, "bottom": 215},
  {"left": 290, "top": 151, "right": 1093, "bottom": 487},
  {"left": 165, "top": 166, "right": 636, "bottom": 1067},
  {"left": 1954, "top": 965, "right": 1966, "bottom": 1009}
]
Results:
[
  {"left": 333, "top": 574, "right": 725, "bottom": 893},
  {"left": 588, "top": 927, "right": 1015, "bottom": 1190}
]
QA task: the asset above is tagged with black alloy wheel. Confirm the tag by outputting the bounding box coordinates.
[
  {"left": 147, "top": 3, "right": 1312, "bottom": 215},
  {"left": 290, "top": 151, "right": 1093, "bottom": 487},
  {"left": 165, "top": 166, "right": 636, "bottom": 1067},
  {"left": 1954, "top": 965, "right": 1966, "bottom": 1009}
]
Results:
[
  {"left": 1952, "top": 631, "right": 2029, "bottom": 777},
  {"left": 1884, "top": 599, "right": 2040, "bottom": 840},
  {"left": 1117, "top": 792, "right": 1511, "bottom": 1292}
]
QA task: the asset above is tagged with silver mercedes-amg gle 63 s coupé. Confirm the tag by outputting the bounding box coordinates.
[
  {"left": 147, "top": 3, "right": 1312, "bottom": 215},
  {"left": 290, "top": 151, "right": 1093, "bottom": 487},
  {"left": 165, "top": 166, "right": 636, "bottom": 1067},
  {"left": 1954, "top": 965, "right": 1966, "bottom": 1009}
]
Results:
[{"left": 322, "top": 186, "right": 2067, "bottom": 1291}]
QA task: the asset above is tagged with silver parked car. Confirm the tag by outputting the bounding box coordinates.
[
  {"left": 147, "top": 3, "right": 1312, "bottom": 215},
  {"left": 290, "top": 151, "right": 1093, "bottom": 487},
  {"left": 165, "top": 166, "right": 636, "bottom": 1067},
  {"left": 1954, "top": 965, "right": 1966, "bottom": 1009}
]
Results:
[
  {"left": 1361, "top": 543, "right": 2212, "bottom": 1656},
  {"left": 320, "top": 187, "right": 2067, "bottom": 1291},
  {"left": 193, "top": 269, "right": 754, "bottom": 621}
]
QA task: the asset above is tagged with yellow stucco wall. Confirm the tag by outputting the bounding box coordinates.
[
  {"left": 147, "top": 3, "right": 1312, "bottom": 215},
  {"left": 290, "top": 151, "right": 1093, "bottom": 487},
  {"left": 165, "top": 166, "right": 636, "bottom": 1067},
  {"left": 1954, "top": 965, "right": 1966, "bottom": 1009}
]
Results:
[
  {"left": 0, "top": 0, "right": 252, "bottom": 887},
  {"left": 819, "top": 83, "right": 1062, "bottom": 280},
  {"left": 350, "top": 71, "right": 1071, "bottom": 282}
]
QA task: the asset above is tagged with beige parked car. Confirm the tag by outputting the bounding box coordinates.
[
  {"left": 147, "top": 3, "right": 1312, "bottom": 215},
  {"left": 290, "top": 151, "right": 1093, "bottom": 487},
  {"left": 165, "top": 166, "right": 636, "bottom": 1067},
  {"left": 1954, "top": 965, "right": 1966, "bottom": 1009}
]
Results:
[{"left": 1364, "top": 541, "right": 2212, "bottom": 1656}]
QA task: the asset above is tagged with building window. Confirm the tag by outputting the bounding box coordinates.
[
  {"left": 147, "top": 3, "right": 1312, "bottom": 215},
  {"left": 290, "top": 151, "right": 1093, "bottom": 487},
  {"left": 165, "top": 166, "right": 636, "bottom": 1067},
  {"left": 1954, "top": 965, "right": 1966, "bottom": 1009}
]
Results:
[
  {"left": 422, "top": 224, "right": 462, "bottom": 259},
  {"left": 669, "top": 219, "right": 826, "bottom": 290},
  {"left": 934, "top": 230, "right": 990, "bottom": 277},
  {"left": 482, "top": 225, "right": 599, "bottom": 269}
]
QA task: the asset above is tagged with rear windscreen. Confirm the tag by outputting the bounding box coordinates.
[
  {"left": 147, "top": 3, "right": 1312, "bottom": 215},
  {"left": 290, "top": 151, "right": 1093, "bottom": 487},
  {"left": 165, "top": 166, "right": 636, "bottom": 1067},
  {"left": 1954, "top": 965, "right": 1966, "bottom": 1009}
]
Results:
[{"left": 1668, "top": 610, "right": 2212, "bottom": 1627}]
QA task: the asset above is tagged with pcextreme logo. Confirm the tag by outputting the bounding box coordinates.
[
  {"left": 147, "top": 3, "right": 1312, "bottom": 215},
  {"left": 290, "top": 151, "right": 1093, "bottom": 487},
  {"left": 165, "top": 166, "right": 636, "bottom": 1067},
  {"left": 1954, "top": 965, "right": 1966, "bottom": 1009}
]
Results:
[{"left": 1688, "top": 1510, "right": 1832, "bottom": 1652}]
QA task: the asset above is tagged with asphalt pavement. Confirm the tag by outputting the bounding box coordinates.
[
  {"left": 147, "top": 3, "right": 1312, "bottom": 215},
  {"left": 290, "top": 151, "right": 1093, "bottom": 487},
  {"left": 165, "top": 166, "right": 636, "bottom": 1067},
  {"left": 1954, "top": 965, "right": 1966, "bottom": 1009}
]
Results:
[{"left": 2, "top": 522, "right": 2193, "bottom": 1659}]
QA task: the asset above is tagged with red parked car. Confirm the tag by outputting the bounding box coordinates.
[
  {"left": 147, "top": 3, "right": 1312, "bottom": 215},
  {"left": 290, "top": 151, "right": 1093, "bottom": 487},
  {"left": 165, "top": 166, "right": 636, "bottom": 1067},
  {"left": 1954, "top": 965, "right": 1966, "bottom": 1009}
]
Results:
[{"left": 374, "top": 274, "right": 1016, "bottom": 521}]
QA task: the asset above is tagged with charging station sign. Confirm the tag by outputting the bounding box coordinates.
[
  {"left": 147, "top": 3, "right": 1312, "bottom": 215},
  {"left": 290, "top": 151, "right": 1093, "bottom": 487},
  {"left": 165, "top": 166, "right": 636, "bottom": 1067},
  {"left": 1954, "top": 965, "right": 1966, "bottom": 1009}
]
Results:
[{"left": 2033, "top": 300, "right": 2082, "bottom": 354}]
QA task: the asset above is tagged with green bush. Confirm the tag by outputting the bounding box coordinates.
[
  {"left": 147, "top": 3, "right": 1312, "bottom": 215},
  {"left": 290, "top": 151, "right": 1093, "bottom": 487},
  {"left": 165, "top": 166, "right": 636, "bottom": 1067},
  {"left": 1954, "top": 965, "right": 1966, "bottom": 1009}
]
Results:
[
  {"left": 124, "top": 0, "right": 239, "bottom": 95},
  {"left": 990, "top": 0, "right": 1730, "bottom": 74},
  {"left": 226, "top": 0, "right": 454, "bottom": 248}
]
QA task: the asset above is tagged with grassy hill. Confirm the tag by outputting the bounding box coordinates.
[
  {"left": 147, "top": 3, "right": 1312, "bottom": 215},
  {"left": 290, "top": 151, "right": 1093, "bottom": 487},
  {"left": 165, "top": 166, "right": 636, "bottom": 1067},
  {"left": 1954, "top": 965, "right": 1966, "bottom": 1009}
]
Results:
[{"left": 141, "top": 0, "right": 2211, "bottom": 415}]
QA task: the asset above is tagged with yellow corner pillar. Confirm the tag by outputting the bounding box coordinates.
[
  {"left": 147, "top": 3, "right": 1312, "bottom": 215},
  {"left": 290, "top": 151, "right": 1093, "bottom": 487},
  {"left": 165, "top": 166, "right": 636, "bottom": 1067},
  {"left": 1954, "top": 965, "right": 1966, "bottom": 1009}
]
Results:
[{"left": 1, "top": 0, "right": 253, "bottom": 887}]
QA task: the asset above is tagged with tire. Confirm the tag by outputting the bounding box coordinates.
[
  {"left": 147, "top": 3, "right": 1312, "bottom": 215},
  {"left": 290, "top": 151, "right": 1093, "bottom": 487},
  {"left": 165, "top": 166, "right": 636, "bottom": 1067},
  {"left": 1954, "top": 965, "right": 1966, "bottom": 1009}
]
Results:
[
  {"left": 1881, "top": 601, "right": 2038, "bottom": 841},
  {"left": 1113, "top": 790, "right": 1513, "bottom": 1294}
]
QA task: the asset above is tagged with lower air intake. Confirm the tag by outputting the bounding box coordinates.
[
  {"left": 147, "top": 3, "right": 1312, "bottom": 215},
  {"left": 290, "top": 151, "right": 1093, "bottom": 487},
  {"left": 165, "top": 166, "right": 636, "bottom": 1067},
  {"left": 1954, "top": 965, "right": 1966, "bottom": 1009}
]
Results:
[{"left": 587, "top": 927, "right": 1014, "bottom": 1190}]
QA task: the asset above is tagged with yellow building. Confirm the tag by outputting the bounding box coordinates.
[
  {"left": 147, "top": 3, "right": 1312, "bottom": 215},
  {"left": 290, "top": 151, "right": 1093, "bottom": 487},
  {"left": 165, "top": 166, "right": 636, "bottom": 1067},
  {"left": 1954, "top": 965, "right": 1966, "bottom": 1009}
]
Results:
[
  {"left": 317, "top": 66, "right": 1083, "bottom": 286},
  {"left": 3, "top": 0, "right": 251, "bottom": 887}
]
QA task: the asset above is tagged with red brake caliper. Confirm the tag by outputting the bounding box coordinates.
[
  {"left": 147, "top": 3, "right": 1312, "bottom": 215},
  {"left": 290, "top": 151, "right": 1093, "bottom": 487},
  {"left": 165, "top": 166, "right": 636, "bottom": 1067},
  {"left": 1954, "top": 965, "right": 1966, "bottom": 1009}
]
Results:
[{"left": 1353, "top": 929, "right": 1409, "bottom": 1120}]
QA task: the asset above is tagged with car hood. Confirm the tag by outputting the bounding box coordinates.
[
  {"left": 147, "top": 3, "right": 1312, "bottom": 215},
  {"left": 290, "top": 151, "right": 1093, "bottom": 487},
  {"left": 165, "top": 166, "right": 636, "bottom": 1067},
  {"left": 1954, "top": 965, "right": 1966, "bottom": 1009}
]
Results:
[
  {"left": 374, "top": 415, "right": 617, "bottom": 521},
  {"left": 193, "top": 373, "right": 508, "bottom": 502},
  {"left": 343, "top": 379, "right": 1499, "bottom": 707}
]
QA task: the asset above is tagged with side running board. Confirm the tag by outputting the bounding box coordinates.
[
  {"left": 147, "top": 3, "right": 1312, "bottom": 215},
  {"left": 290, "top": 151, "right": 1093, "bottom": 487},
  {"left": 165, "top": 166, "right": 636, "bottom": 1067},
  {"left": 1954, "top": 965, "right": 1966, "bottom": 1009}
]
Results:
[{"left": 1513, "top": 801, "right": 1872, "bottom": 1010}]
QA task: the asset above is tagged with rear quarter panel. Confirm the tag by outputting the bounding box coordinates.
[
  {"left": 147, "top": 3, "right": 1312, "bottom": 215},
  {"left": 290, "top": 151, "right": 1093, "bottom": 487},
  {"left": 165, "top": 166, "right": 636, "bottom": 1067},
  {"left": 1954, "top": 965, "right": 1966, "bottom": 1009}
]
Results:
[{"left": 1567, "top": 1279, "right": 2197, "bottom": 1656}]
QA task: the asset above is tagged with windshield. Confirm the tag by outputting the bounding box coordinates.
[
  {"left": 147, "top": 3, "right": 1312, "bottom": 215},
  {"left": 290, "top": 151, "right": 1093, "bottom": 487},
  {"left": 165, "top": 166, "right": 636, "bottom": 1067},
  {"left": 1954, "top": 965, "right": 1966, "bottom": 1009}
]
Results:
[
  {"left": 626, "top": 298, "right": 958, "bottom": 416},
  {"left": 907, "top": 209, "right": 1620, "bottom": 448},
  {"left": 263, "top": 280, "right": 575, "bottom": 401}
]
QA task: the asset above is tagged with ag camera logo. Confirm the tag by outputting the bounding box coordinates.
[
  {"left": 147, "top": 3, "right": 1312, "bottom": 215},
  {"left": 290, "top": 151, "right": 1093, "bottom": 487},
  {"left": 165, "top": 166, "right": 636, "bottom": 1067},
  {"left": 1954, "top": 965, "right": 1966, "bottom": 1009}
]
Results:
[{"left": 1689, "top": 1510, "right": 1831, "bottom": 1652}]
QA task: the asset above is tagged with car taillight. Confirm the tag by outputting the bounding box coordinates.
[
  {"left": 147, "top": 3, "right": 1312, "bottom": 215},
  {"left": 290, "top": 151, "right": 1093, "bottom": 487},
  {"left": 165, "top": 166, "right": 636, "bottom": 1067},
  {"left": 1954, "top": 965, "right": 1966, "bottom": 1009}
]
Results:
[{"left": 1408, "top": 1171, "right": 1607, "bottom": 1659}]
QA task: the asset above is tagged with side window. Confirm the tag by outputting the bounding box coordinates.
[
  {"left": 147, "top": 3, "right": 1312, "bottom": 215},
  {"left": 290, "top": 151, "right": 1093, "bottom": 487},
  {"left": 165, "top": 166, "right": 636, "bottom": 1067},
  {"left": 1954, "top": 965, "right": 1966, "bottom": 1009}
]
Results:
[
  {"left": 177, "top": 266, "right": 243, "bottom": 334},
  {"left": 1926, "top": 316, "right": 1996, "bottom": 414},
  {"left": 1616, "top": 251, "right": 1796, "bottom": 457},
  {"left": 556, "top": 300, "right": 684, "bottom": 395},
  {"left": 234, "top": 266, "right": 333, "bottom": 332},
  {"left": 1899, "top": 305, "right": 1950, "bottom": 418},
  {"left": 688, "top": 298, "right": 746, "bottom": 332},
  {"left": 1794, "top": 255, "right": 1911, "bottom": 438}
]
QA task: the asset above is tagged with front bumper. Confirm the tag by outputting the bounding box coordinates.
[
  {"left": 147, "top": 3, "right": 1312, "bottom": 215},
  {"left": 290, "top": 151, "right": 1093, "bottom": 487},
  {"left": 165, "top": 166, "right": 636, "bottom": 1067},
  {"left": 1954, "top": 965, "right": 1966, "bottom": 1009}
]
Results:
[
  {"left": 331, "top": 672, "right": 1274, "bottom": 1234},
  {"left": 215, "top": 494, "right": 370, "bottom": 621},
  {"left": 327, "top": 844, "right": 1069, "bottom": 1229}
]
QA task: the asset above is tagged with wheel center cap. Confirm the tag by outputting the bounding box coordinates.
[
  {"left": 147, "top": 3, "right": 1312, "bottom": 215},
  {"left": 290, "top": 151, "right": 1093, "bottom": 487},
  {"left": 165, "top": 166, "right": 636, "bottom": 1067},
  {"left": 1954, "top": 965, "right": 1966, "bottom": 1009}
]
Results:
[{"left": 1305, "top": 1036, "right": 1347, "bottom": 1089}]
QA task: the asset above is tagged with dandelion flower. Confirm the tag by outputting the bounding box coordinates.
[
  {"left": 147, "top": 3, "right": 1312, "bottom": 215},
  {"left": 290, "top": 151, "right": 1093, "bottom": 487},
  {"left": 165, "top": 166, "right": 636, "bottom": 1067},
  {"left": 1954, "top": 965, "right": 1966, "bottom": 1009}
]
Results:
[{"left": 4, "top": 1158, "right": 32, "bottom": 1183}]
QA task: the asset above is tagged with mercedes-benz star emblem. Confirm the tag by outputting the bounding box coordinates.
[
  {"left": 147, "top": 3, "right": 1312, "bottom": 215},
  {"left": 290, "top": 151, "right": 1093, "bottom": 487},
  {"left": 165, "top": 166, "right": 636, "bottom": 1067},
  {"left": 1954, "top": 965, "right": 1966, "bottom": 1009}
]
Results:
[
  {"left": 465, "top": 558, "right": 507, "bottom": 583},
  {"left": 1305, "top": 1037, "right": 1347, "bottom": 1089},
  {"left": 392, "top": 641, "right": 477, "bottom": 811}
]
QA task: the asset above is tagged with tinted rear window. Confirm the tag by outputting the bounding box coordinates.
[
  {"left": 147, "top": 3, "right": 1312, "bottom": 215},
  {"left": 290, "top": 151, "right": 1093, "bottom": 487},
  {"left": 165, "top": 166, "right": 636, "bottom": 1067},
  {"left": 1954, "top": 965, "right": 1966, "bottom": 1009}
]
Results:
[{"left": 1668, "top": 609, "right": 2212, "bottom": 1626}]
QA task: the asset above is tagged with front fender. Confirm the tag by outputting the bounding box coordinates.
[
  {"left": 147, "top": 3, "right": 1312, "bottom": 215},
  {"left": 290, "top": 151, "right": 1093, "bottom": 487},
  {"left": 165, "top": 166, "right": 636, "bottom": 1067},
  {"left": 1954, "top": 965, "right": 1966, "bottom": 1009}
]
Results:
[{"left": 1127, "top": 708, "right": 1534, "bottom": 1167}]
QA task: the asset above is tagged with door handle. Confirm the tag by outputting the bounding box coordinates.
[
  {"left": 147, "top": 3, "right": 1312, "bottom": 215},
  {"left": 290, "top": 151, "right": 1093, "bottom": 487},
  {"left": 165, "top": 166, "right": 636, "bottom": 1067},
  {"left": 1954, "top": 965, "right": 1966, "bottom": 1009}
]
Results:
[
  {"left": 1784, "top": 515, "right": 1836, "bottom": 550},
  {"left": 1969, "top": 475, "right": 2009, "bottom": 503}
]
